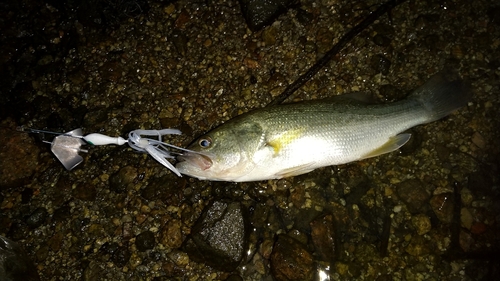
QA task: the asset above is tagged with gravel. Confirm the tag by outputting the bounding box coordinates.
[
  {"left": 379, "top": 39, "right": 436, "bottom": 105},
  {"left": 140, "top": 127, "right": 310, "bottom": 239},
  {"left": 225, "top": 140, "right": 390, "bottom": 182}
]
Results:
[{"left": 1, "top": 0, "right": 499, "bottom": 280}]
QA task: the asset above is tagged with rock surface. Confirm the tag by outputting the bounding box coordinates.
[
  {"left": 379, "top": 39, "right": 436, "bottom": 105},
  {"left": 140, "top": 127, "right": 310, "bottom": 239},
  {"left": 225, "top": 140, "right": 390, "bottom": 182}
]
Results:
[{"left": 183, "top": 200, "right": 247, "bottom": 271}]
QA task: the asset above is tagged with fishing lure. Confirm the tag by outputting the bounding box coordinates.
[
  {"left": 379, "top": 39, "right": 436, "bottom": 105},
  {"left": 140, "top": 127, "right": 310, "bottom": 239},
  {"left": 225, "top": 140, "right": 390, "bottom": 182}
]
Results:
[{"left": 17, "top": 127, "right": 196, "bottom": 176}]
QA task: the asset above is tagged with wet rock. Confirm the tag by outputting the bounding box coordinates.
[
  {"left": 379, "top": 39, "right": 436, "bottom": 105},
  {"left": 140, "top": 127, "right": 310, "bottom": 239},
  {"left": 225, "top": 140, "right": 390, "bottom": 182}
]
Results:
[
  {"left": 183, "top": 200, "right": 247, "bottom": 271},
  {"left": 310, "top": 214, "right": 336, "bottom": 262},
  {"left": 21, "top": 188, "right": 34, "bottom": 204},
  {"left": 411, "top": 214, "right": 431, "bottom": 235},
  {"left": 470, "top": 222, "right": 487, "bottom": 235},
  {"left": 111, "top": 245, "right": 131, "bottom": 267},
  {"left": 430, "top": 193, "right": 454, "bottom": 224},
  {"left": 405, "top": 235, "right": 430, "bottom": 256},
  {"left": 141, "top": 175, "right": 185, "bottom": 206},
  {"left": 0, "top": 118, "right": 40, "bottom": 190},
  {"left": 225, "top": 274, "right": 243, "bottom": 281},
  {"left": 72, "top": 183, "right": 97, "bottom": 201},
  {"left": 370, "top": 54, "right": 391, "bottom": 75},
  {"left": 136, "top": 231, "right": 156, "bottom": 252},
  {"left": 262, "top": 25, "right": 278, "bottom": 45},
  {"left": 99, "top": 60, "right": 123, "bottom": 82},
  {"left": 435, "top": 144, "right": 451, "bottom": 162},
  {"left": 47, "top": 232, "right": 64, "bottom": 252},
  {"left": 83, "top": 260, "right": 106, "bottom": 281},
  {"left": 372, "top": 34, "right": 391, "bottom": 47},
  {"left": 239, "top": 0, "right": 296, "bottom": 31},
  {"left": 396, "top": 179, "right": 430, "bottom": 213},
  {"left": 354, "top": 243, "right": 377, "bottom": 263},
  {"left": 270, "top": 234, "right": 314, "bottom": 281},
  {"left": 171, "top": 30, "right": 188, "bottom": 56},
  {"left": 109, "top": 166, "right": 137, "bottom": 193},
  {"left": 460, "top": 207, "right": 474, "bottom": 229},
  {"left": 26, "top": 207, "right": 49, "bottom": 229},
  {"left": 0, "top": 235, "right": 40, "bottom": 281},
  {"left": 379, "top": 83, "right": 402, "bottom": 102},
  {"left": 160, "top": 219, "right": 183, "bottom": 249}
]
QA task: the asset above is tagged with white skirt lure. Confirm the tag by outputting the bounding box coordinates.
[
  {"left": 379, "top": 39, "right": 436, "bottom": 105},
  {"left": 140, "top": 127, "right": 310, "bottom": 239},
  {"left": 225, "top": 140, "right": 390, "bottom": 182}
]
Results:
[{"left": 18, "top": 127, "right": 197, "bottom": 176}]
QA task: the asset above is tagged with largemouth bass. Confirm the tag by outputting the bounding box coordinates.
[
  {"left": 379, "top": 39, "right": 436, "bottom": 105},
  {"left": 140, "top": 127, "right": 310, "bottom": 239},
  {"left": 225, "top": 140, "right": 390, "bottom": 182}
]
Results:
[{"left": 176, "top": 74, "right": 470, "bottom": 182}]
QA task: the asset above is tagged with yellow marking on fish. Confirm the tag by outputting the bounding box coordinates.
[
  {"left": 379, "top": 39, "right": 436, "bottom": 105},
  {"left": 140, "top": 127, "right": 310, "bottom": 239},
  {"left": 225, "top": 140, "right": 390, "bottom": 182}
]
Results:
[{"left": 266, "top": 129, "right": 303, "bottom": 156}]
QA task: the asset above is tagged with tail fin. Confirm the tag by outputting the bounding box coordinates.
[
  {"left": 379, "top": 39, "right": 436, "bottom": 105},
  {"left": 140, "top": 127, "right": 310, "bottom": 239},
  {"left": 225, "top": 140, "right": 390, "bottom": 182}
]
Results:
[{"left": 409, "top": 73, "right": 471, "bottom": 123}]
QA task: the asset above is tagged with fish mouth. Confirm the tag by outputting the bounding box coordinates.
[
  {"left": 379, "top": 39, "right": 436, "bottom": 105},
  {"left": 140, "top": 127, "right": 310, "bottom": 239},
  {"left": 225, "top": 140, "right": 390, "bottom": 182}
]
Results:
[{"left": 176, "top": 152, "right": 213, "bottom": 171}]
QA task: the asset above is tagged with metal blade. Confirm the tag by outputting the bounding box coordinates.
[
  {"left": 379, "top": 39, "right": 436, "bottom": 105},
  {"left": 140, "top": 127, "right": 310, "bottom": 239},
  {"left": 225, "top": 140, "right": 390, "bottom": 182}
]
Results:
[{"left": 50, "top": 129, "right": 86, "bottom": 170}]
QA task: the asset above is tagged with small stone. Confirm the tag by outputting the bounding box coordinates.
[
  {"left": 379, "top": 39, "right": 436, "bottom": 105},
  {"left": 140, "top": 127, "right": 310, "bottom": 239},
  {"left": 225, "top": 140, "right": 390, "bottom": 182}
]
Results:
[
  {"left": 161, "top": 219, "right": 183, "bottom": 249},
  {"left": 109, "top": 166, "right": 137, "bottom": 193},
  {"left": 239, "top": 0, "right": 295, "bottom": 31},
  {"left": 310, "top": 214, "right": 336, "bottom": 262},
  {"left": 171, "top": 30, "right": 188, "bottom": 56},
  {"left": 430, "top": 193, "right": 454, "bottom": 224},
  {"left": 397, "top": 179, "right": 430, "bottom": 213},
  {"left": 460, "top": 188, "right": 473, "bottom": 206},
  {"left": 72, "top": 183, "right": 97, "bottom": 201},
  {"left": 334, "top": 261, "right": 350, "bottom": 277},
  {"left": 47, "top": 232, "right": 64, "bottom": 252},
  {"left": 405, "top": 235, "right": 430, "bottom": 256},
  {"left": 0, "top": 118, "right": 40, "bottom": 190},
  {"left": 470, "top": 222, "right": 487, "bottom": 235},
  {"left": 471, "top": 132, "right": 486, "bottom": 149},
  {"left": 270, "top": 234, "right": 314, "bottom": 281},
  {"left": 225, "top": 274, "right": 243, "bottom": 281},
  {"left": 370, "top": 54, "right": 391, "bottom": 75},
  {"left": 460, "top": 208, "right": 474, "bottom": 229},
  {"left": 168, "top": 250, "right": 190, "bottom": 266},
  {"left": 99, "top": 60, "right": 123, "bottom": 82},
  {"left": 136, "top": 231, "right": 156, "bottom": 252},
  {"left": 111, "top": 246, "right": 131, "bottom": 267},
  {"left": 26, "top": 207, "right": 48, "bottom": 228},
  {"left": 411, "top": 214, "right": 431, "bottom": 235},
  {"left": 459, "top": 230, "right": 473, "bottom": 252},
  {"left": 262, "top": 25, "right": 277, "bottom": 46},
  {"left": 372, "top": 34, "right": 392, "bottom": 47}
]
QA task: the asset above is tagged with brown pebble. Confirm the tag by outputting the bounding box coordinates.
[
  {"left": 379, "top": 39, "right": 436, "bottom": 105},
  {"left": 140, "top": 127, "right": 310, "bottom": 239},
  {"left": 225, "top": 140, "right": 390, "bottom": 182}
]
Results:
[
  {"left": 310, "top": 214, "right": 336, "bottom": 262},
  {"left": 430, "top": 193, "right": 454, "bottom": 224},
  {"left": 270, "top": 234, "right": 314, "bottom": 281}
]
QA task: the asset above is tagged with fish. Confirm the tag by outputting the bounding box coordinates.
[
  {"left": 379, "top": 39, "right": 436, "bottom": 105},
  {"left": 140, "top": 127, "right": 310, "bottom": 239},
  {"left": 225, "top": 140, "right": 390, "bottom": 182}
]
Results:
[{"left": 175, "top": 74, "right": 471, "bottom": 182}]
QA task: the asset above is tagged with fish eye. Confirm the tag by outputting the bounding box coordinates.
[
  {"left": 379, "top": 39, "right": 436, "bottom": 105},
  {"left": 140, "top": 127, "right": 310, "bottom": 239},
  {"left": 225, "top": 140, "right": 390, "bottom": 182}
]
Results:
[{"left": 198, "top": 136, "right": 212, "bottom": 148}]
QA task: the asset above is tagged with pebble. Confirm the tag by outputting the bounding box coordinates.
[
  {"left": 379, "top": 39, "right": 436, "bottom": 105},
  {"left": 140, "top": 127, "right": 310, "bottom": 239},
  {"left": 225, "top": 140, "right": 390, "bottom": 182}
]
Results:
[
  {"left": 460, "top": 208, "right": 474, "bottom": 230},
  {"left": 239, "top": 0, "right": 295, "bottom": 31},
  {"left": 135, "top": 230, "right": 156, "bottom": 252},
  {"left": 411, "top": 214, "right": 432, "bottom": 235},
  {"left": 2, "top": 0, "right": 497, "bottom": 280},
  {"left": 26, "top": 207, "right": 48, "bottom": 228},
  {"left": 72, "top": 183, "right": 97, "bottom": 201},
  {"left": 109, "top": 166, "right": 137, "bottom": 193},
  {"left": 161, "top": 219, "right": 184, "bottom": 249},
  {"left": 310, "top": 214, "right": 336, "bottom": 262},
  {"left": 396, "top": 179, "right": 431, "bottom": 213},
  {"left": 405, "top": 235, "right": 430, "bottom": 256},
  {"left": 270, "top": 234, "right": 314, "bottom": 281},
  {"left": 0, "top": 118, "right": 40, "bottom": 189},
  {"left": 430, "top": 193, "right": 454, "bottom": 224}
]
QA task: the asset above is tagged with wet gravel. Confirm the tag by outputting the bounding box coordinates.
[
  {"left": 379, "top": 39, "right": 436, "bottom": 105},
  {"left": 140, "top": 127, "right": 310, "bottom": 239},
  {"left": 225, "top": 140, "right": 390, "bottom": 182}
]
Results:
[{"left": 1, "top": 0, "right": 500, "bottom": 280}]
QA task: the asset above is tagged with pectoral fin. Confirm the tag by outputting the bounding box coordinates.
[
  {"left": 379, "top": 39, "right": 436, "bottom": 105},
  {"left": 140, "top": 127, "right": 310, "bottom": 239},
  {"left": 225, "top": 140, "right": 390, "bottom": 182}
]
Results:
[
  {"left": 361, "top": 134, "right": 411, "bottom": 159},
  {"left": 275, "top": 163, "right": 315, "bottom": 178}
]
